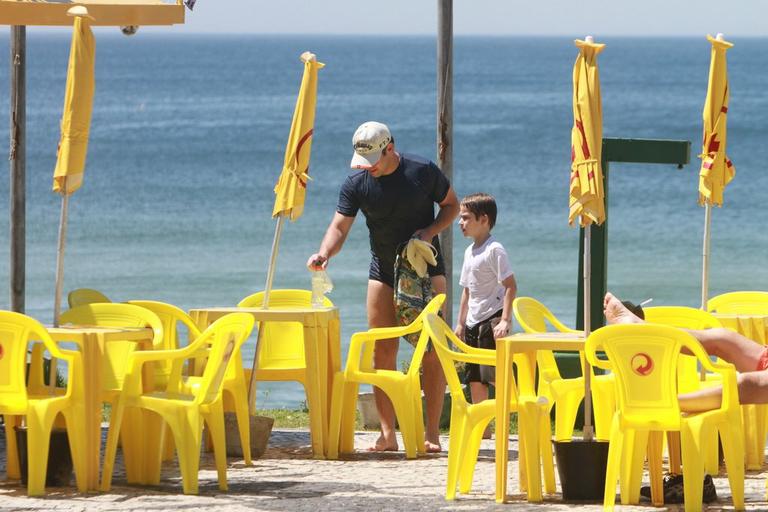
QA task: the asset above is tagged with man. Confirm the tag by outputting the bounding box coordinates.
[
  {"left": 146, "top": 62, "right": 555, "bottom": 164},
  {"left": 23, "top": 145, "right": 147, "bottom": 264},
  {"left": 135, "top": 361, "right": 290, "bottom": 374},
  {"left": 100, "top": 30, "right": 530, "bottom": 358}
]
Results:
[
  {"left": 604, "top": 292, "right": 768, "bottom": 411},
  {"left": 307, "top": 121, "right": 459, "bottom": 452}
]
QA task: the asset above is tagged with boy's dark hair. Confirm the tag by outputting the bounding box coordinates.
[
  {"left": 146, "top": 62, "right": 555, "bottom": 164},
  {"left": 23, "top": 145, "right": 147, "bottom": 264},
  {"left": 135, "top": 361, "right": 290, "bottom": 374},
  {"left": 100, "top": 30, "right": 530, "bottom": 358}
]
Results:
[{"left": 460, "top": 193, "right": 497, "bottom": 229}]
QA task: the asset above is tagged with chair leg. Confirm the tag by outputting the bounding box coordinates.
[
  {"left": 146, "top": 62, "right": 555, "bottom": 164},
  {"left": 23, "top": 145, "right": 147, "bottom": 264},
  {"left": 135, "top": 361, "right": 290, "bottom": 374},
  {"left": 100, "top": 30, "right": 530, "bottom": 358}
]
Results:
[
  {"left": 327, "top": 372, "right": 346, "bottom": 459},
  {"left": 174, "top": 408, "right": 203, "bottom": 495},
  {"left": 25, "top": 408, "right": 55, "bottom": 496},
  {"left": 518, "top": 402, "right": 542, "bottom": 502},
  {"left": 603, "top": 420, "right": 623, "bottom": 511},
  {"left": 538, "top": 410, "right": 556, "bottom": 494},
  {"left": 100, "top": 399, "right": 126, "bottom": 492},
  {"left": 411, "top": 379, "right": 426, "bottom": 455},
  {"left": 646, "top": 431, "right": 664, "bottom": 507},
  {"left": 205, "top": 400, "right": 229, "bottom": 492},
  {"left": 719, "top": 420, "right": 745, "bottom": 510},
  {"left": 391, "top": 392, "right": 417, "bottom": 459},
  {"left": 226, "top": 384, "right": 252, "bottom": 465},
  {"left": 626, "top": 429, "right": 649, "bottom": 504},
  {"left": 458, "top": 416, "right": 490, "bottom": 494},
  {"left": 63, "top": 407, "right": 89, "bottom": 493},
  {"left": 3, "top": 415, "right": 21, "bottom": 480},
  {"left": 680, "top": 422, "right": 706, "bottom": 512},
  {"left": 444, "top": 411, "right": 466, "bottom": 500},
  {"left": 667, "top": 431, "right": 682, "bottom": 474},
  {"left": 553, "top": 393, "right": 582, "bottom": 441}
]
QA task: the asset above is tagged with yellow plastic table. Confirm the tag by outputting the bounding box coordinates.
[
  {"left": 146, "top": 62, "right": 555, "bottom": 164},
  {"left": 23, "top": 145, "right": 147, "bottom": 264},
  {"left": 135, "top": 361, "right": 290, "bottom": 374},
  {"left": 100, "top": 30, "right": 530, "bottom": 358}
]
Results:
[
  {"left": 495, "top": 332, "right": 585, "bottom": 503},
  {"left": 189, "top": 306, "right": 341, "bottom": 459},
  {"left": 45, "top": 325, "right": 153, "bottom": 491},
  {"left": 713, "top": 312, "right": 768, "bottom": 470}
]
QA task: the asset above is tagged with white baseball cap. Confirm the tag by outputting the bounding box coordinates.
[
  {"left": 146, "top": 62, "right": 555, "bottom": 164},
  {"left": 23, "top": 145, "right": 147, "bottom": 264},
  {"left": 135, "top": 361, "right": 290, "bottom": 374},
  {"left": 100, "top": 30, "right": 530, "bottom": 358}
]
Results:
[{"left": 350, "top": 121, "right": 392, "bottom": 169}]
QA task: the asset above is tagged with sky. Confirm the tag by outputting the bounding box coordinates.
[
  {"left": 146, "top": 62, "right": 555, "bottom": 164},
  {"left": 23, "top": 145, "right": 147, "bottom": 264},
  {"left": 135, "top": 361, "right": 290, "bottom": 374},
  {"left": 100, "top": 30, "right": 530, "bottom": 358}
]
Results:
[{"left": 174, "top": 0, "right": 768, "bottom": 37}]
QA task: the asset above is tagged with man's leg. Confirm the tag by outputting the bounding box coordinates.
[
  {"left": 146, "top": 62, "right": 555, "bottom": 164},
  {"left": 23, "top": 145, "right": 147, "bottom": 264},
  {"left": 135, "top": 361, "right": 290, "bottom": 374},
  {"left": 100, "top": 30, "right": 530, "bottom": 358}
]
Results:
[
  {"left": 421, "top": 275, "right": 448, "bottom": 452},
  {"left": 367, "top": 279, "right": 399, "bottom": 451}
]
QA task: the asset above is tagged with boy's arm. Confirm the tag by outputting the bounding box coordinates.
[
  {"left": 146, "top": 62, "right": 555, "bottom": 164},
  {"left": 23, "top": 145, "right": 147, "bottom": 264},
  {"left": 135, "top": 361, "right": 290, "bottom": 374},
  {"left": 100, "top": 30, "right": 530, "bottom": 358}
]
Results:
[
  {"left": 454, "top": 287, "right": 470, "bottom": 340},
  {"left": 493, "top": 274, "right": 517, "bottom": 339}
]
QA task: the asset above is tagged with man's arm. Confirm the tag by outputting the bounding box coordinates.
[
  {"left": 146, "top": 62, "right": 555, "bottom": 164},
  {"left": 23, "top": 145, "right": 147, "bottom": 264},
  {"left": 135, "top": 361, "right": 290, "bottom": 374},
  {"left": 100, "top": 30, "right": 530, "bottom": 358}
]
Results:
[
  {"left": 306, "top": 212, "right": 355, "bottom": 270},
  {"left": 414, "top": 185, "right": 460, "bottom": 241},
  {"left": 493, "top": 274, "right": 517, "bottom": 339}
]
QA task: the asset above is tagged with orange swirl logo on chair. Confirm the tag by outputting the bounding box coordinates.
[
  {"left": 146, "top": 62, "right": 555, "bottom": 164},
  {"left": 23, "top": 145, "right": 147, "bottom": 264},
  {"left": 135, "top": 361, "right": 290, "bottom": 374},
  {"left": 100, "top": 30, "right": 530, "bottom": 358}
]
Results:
[
  {"left": 0, "top": 343, "right": 3, "bottom": 360},
  {"left": 631, "top": 353, "right": 654, "bottom": 376}
]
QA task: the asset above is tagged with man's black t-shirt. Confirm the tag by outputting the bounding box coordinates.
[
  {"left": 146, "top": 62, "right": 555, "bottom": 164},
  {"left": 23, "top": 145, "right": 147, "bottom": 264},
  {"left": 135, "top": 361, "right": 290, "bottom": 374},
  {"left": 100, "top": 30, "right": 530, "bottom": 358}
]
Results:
[{"left": 336, "top": 153, "right": 450, "bottom": 283}]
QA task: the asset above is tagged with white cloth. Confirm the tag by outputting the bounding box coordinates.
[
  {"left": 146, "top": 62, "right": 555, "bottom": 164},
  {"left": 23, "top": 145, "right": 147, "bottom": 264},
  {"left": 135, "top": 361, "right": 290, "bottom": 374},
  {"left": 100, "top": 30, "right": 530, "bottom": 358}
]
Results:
[{"left": 459, "top": 235, "right": 514, "bottom": 327}]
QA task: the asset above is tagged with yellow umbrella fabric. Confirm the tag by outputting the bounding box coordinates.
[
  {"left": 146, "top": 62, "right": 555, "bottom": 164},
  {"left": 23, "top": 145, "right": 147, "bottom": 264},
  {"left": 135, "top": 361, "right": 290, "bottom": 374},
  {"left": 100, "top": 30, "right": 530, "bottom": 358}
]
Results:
[
  {"left": 569, "top": 38, "right": 606, "bottom": 227},
  {"left": 272, "top": 52, "right": 325, "bottom": 221},
  {"left": 698, "top": 34, "right": 735, "bottom": 207},
  {"left": 52, "top": 11, "right": 95, "bottom": 196}
]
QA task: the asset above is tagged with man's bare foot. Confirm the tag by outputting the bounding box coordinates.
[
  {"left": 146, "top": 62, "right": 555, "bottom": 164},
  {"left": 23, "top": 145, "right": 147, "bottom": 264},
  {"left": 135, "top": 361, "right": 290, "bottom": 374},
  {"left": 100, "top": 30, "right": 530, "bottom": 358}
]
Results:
[
  {"left": 604, "top": 292, "right": 644, "bottom": 325},
  {"left": 367, "top": 434, "right": 398, "bottom": 452},
  {"left": 425, "top": 439, "right": 442, "bottom": 453},
  {"left": 482, "top": 427, "right": 492, "bottom": 440}
]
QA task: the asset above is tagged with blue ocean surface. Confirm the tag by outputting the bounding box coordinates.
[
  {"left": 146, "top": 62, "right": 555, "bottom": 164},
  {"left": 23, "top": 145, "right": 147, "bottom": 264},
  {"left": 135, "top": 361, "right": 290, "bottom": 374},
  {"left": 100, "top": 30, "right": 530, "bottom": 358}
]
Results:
[{"left": 1, "top": 34, "right": 767, "bottom": 407}]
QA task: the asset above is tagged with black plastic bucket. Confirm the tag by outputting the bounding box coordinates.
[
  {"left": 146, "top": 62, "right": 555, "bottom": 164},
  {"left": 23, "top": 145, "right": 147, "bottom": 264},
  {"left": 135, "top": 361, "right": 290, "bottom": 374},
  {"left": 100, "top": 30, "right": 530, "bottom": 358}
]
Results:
[
  {"left": 15, "top": 426, "right": 73, "bottom": 487},
  {"left": 553, "top": 439, "right": 610, "bottom": 501}
]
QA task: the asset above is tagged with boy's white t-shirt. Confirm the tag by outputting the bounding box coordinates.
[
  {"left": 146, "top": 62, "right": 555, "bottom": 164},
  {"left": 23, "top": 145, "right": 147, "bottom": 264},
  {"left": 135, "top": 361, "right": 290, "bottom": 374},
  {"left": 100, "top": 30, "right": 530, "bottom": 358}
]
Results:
[{"left": 459, "top": 235, "right": 514, "bottom": 327}]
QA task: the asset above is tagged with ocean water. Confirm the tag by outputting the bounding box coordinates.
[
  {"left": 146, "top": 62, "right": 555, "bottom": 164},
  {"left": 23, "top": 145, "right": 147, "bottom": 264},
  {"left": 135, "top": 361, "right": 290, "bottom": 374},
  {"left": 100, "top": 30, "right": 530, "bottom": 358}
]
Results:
[{"left": 1, "top": 34, "right": 768, "bottom": 407}]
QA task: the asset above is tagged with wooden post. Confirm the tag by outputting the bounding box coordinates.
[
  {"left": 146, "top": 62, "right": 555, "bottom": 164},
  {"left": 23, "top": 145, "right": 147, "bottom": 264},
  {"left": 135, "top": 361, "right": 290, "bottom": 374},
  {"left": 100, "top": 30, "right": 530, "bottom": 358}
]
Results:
[
  {"left": 9, "top": 26, "right": 26, "bottom": 313},
  {"left": 437, "top": 0, "right": 453, "bottom": 325}
]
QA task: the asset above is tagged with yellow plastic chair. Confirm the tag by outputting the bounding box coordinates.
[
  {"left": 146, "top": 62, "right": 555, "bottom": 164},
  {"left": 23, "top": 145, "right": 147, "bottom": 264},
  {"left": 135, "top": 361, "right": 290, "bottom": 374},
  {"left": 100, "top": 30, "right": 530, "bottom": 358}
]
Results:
[
  {"left": 708, "top": 291, "right": 768, "bottom": 315},
  {"left": 67, "top": 288, "right": 111, "bottom": 308},
  {"left": 643, "top": 306, "right": 723, "bottom": 474},
  {"left": 423, "top": 313, "right": 555, "bottom": 501},
  {"left": 513, "top": 297, "right": 615, "bottom": 441},
  {"left": 327, "top": 294, "right": 445, "bottom": 459},
  {"left": 59, "top": 303, "right": 165, "bottom": 481},
  {"left": 128, "top": 300, "right": 252, "bottom": 465},
  {"left": 586, "top": 324, "right": 745, "bottom": 512},
  {"left": 0, "top": 311, "right": 88, "bottom": 496},
  {"left": 101, "top": 312, "right": 255, "bottom": 494},
  {"left": 238, "top": 288, "right": 332, "bottom": 384}
]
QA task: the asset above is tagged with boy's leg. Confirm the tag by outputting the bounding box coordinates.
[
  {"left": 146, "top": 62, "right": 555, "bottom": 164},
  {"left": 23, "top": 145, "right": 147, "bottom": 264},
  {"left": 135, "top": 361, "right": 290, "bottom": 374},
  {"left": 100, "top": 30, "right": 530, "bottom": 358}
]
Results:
[
  {"left": 421, "top": 275, "right": 448, "bottom": 452},
  {"left": 367, "top": 279, "right": 399, "bottom": 452}
]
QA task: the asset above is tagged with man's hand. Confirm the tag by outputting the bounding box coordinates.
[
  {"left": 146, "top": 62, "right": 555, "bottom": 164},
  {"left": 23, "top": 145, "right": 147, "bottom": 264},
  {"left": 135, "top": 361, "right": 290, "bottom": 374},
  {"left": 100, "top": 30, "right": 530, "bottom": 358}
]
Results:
[
  {"left": 493, "top": 319, "right": 510, "bottom": 339},
  {"left": 453, "top": 324, "right": 465, "bottom": 341},
  {"left": 306, "top": 253, "right": 328, "bottom": 271},
  {"left": 413, "top": 227, "right": 435, "bottom": 242}
]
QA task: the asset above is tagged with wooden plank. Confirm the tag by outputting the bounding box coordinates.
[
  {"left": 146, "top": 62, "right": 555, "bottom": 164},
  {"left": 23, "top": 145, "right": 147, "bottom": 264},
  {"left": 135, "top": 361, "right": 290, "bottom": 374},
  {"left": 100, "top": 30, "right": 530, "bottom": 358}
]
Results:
[
  {"left": 10, "top": 26, "right": 25, "bottom": 313},
  {"left": 0, "top": 1, "right": 184, "bottom": 26}
]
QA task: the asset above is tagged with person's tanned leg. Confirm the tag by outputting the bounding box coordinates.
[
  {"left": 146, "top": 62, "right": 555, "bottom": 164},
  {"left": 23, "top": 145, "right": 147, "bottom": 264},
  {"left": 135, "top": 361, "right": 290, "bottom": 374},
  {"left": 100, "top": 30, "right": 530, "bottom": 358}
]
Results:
[
  {"left": 421, "top": 275, "right": 448, "bottom": 452},
  {"left": 367, "top": 279, "right": 399, "bottom": 451}
]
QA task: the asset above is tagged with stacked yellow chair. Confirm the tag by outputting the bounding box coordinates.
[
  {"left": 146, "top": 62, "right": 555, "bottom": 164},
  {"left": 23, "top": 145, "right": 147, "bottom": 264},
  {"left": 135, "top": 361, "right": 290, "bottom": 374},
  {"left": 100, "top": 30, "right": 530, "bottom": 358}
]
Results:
[
  {"left": 101, "top": 313, "right": 254, "bottom": 494},
  {"left": 643, "top": 306, "right": 723, "bottom": 474},
  {"left": 708, "top": 291, "right": 768, "bottom": 470},
  {"left": 512, "top": 297, "right": 615, "bottom": 440},
  {"left": 586, "top": 324, "right": 744, "bottom": 511},
  {"left": 67, "top": 288, "right": 110, "bottom": 308},
  {"left": 0, "top": 311, "right": 88, "bottom": 495},
  {"left": 327, "top": 294, "right": 445, "bottom": 459},
  {"left": 423, "top": 313, "right": 554, "bottom": 501},
  {"left": 59, "top": 303, "right": 165, "bottom": 483}
]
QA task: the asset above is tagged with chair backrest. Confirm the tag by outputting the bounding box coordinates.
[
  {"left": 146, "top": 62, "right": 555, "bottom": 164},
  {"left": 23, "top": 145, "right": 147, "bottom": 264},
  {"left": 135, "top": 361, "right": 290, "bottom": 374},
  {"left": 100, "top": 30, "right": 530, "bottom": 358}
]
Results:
[
  {"left": 192, "top": 313, "right": 254, "bottom": 405},
  {"left": 0, "top": 311, "right": 73, "bottom": 404},
  {"left": 513, "top": 296, "right": 581, "bottom": 379},
  {"left": 237, "top": 289, "right": 333, "bottom": 370},
  {"left": 67, "top": 288, "right": 111, "bottom": 308},
  {"left": 707, "top": 291, "right": 768, "bottom": 315},
  {"left": 126, "top": 300, "right": 201, "bottom": 350},
  {"left": 585, "top": 324, "right": 711, "bottom": 429},
  {"left": 424, "top": 313, "right": 512, "bottom": 405},
  {"left": 60, "top": 303, "right": 165, "bottom": 389}
]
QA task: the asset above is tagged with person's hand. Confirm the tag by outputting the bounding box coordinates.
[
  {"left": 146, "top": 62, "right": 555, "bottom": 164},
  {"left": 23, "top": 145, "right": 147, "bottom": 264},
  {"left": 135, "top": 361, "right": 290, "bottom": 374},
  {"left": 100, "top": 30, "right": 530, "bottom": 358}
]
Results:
[
  {"left": 453, "top": 324, "right": 465, "bottom": 341},
  {"left": 413, "top": 227, "right": 436, "bottom": 242},
  {"left": 493, "top": 319, "right": 510, "bottom": 339},
  {"left": 306, "top": 253, "right": 328, "bottom": 271}
]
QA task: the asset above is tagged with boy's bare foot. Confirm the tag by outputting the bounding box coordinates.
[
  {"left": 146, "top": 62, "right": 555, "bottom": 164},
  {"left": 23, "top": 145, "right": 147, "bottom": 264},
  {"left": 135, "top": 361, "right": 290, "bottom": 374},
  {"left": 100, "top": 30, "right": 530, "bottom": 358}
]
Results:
[
  {"left": 367, "top": 434, "right": 398, "bottom": 452},
  {"left": 425, "top": 440, "right": 442, "bottom": 453},
  {"left": 604, "top": 292, "right": 644, "bottom": 325}
]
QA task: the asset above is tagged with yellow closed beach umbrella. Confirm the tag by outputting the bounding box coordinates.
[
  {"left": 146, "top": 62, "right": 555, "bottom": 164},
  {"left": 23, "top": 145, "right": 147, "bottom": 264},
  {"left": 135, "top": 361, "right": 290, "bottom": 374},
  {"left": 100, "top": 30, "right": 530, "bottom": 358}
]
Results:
[
  {"left": 569, "top": 36, "right": 606, "bottom": 441},
  {"left": 52, "top": 6, "right": 96, "bottom": 325},
  {"left": 569, "top": 37, "right": 606, "bottom": 228},
  {"left": 249, "top": 52, "right": 323, "bottom": 412},
  {"left": 272, "top": 52, "right": 324, "bottom": 220},
  {"left": 700, "top": 33, "right": 735, "bottom": 310}
]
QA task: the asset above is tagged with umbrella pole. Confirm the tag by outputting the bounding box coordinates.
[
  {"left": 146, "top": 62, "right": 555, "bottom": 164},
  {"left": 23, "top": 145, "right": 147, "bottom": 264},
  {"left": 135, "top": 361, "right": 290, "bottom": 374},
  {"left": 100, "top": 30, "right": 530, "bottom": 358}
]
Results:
[
  {"left": 247, "top": 213, "right": 285, "bottom": 414},
  {"left": 53, "top": 186, "right": 70, "bottom": 328},
  {"left": 582, "top": 224, "right": 594, "bottom": 441},
  {"left": 699, "top": 202, "right": 713, "bottom": 380}
]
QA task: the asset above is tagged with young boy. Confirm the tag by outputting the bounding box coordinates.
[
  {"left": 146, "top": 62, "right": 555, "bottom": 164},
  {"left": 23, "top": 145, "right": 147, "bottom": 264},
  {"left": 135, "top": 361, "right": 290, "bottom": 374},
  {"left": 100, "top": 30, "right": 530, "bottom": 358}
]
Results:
[{"left": 454, "top": 193, "right": 517, "bottom": 430}]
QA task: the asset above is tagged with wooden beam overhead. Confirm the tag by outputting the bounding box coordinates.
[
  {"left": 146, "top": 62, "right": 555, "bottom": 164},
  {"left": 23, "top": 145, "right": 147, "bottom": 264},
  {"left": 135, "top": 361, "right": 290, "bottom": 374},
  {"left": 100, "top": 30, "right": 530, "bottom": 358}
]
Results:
[{"left": 0, "top": 1, "right": 185, "bottom": 26}]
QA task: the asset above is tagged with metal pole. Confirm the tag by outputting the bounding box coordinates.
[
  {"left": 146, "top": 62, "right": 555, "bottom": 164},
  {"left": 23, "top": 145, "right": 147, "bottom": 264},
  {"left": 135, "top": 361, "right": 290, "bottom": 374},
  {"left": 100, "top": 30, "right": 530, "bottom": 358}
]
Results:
[
  {"left": 437, "top": 0, "right": 453, "bottom": 325},
  {"left": 10, "top": 26, "right": 26, "bottom": 313},
  {"left": 701, "top": 203, "right": 712, "bottom": 310},
  {"left": 582, "top": 224, "right": 594, "bottom": 441},
  {"left": 53, "top": 186, "right": 69, "bottom": 327},
  {"left": 247, "top": 213, "right": 285, "bottom": 413}
]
